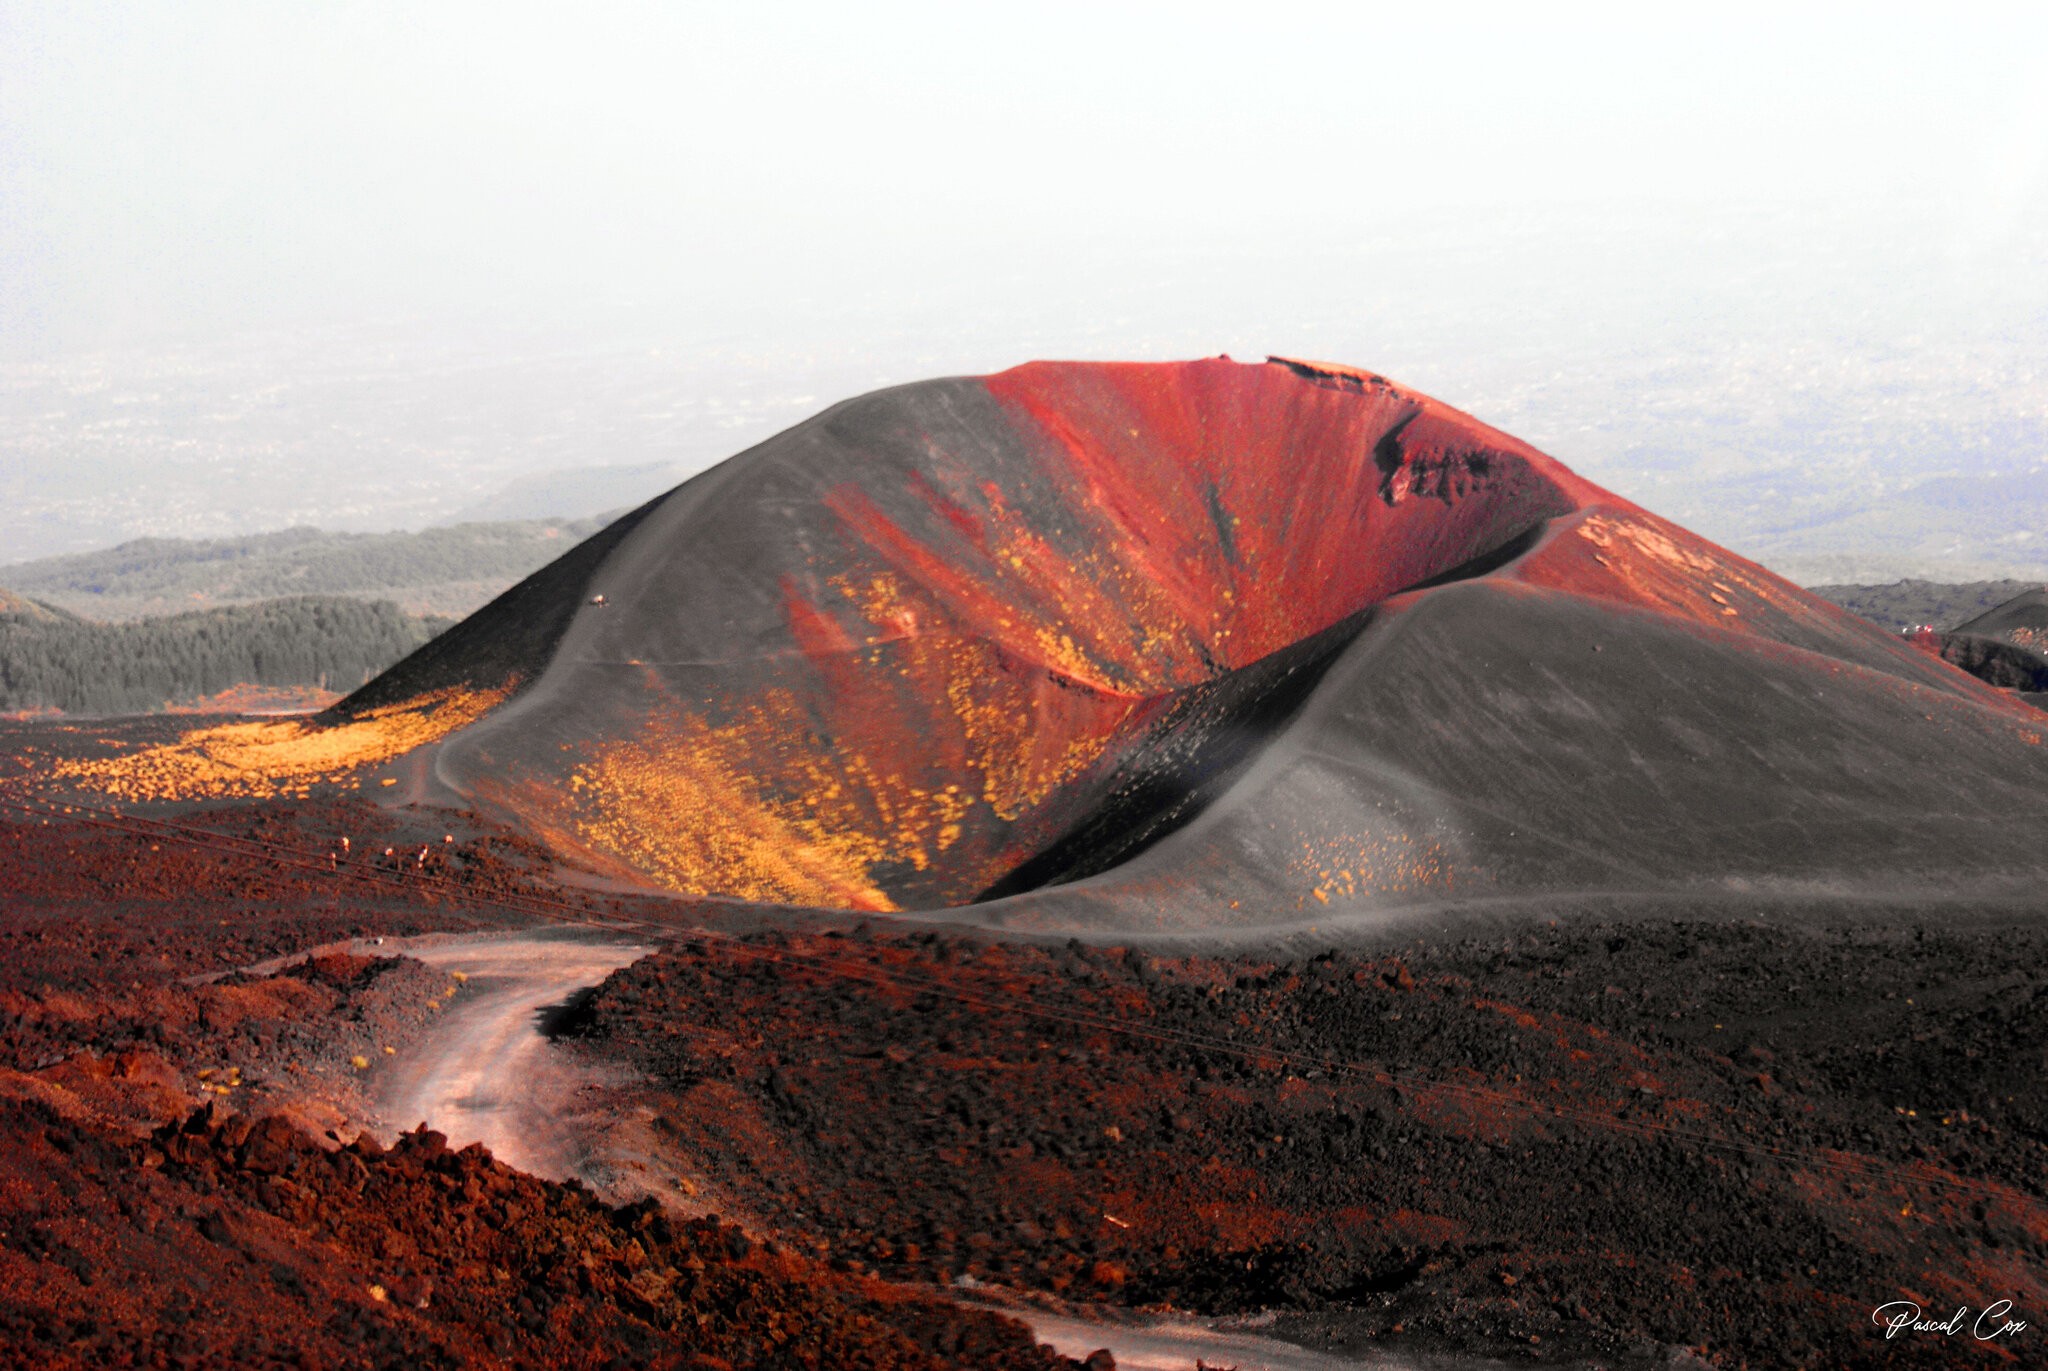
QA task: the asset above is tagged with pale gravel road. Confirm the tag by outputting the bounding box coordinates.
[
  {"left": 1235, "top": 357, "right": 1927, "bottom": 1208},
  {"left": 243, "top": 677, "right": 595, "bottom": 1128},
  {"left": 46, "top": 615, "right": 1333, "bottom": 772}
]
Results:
[
  {"left": 987, "top": 1306, "right": 1527, "bottom": 1371},
  {"left": 365, "top": 930, "right": 652, "bottom": 1179}
]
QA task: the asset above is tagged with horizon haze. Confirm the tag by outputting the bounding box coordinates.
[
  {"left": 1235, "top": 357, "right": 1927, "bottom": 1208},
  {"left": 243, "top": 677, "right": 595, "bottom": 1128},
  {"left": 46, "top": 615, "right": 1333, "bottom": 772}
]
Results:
[{"left": 3, "top": 3, "right": 2045, "bottom": 581}]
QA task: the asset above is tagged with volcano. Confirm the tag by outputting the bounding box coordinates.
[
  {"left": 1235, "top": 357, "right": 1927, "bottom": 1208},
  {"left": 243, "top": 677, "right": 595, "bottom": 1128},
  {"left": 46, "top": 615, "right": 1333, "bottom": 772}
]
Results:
[{"left": 311, "top": 357, "right": 2048, "bottom": 924}]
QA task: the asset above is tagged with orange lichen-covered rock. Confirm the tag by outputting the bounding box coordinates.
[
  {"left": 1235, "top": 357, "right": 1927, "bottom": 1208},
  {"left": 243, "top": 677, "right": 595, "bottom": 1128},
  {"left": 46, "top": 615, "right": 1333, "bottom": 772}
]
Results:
[{"left": 53, "top": 683, "right": 507, "bottom": 803}]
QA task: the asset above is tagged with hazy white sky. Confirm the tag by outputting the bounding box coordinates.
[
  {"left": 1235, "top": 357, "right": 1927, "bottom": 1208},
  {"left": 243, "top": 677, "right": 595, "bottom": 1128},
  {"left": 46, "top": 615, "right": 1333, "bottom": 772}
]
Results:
[
  {"left": 3, "top": 1, "right": 2044, "bottom": 350},
  {"left": 1, "top": 3, "right": 2045, "bottom": 577}
]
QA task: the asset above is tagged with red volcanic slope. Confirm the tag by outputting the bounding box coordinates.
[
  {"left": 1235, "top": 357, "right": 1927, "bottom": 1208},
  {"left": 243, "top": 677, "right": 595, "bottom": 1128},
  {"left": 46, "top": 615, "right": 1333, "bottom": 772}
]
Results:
[
  {"left": 78, "top": 357, "right": 2045, "bottom": 920},
  {"left": 411, "top": 357, "right": 1624, "bottom": 910}
]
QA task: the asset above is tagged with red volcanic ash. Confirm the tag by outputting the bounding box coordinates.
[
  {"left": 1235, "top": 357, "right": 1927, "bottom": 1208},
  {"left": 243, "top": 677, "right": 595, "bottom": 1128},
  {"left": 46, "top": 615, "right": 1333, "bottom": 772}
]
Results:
[
  {"left": 566, "top": 920, "right": 2048, "bottom": 1371},
  {"left": 0, "top": 801, "right": 1087, "bottom": 1369},
  {"left": 0, "top": 1095, "right": 1085, "bottom": 1370}
]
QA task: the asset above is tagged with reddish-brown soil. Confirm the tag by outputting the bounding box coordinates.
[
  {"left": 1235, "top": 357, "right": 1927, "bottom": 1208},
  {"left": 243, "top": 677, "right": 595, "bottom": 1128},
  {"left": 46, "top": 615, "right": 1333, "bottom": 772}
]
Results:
[
  {"left": 0, "top": 1095, "right": 1080, "bottom": 1370},
  {"left": 0, "top": 790, "right": 1087, "bottom": 1370},
  {"left": 564, "top": 923, "right": 2048, "bottom": 1369},
  {"left": 4, "top": 731, "right": 2046, "bottom": 1369}
]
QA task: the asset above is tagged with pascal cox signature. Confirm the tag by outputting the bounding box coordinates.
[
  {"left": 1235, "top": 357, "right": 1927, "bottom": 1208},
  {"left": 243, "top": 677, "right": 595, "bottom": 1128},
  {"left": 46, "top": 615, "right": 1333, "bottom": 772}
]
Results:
[{"left": 1872, "top": 1300, "right": 2028, "bottom": 1341}]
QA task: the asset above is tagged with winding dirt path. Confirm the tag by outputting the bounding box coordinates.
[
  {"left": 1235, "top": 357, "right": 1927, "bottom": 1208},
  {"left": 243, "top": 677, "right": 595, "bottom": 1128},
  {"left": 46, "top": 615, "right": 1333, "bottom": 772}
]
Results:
[
  {"left": 368, "top": 930, "right": 652, "bottom": 1180},
  {"left": 353, "top": 931, "right": 1514, "bottom": 1370}
]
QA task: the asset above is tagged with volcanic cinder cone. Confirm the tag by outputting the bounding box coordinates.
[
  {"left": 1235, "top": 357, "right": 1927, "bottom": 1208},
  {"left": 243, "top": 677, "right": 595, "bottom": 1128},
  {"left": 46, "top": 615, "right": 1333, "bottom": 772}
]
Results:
[
  {"left": 1954, "top": 586, "right": 2048, "bottom": 650},
  {"left": 334, "top": 358, "right": 2048, "bottom": 928}
]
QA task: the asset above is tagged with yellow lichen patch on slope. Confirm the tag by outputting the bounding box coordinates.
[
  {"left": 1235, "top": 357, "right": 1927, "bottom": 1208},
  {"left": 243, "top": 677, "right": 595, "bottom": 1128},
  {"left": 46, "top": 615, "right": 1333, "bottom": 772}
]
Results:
[
  {"left": 559, "top": 704, "right": 918, "bottom": 912},
  {"left": 51, "top": 684, "right": 509, "bottom": 803},
  {"left": 823, "top": 573, "right": 1139, "bottom": 823},
  {"left": 826, "top": 487, "right": 1217, "bottom": 697},
  {"left": 544, "top": 613, "right": 1148, "bottom": 908},
  {"left": 555, "top": 646, "right": 1133, "bottom": 909},
  {"left": 1285, "top": 829, "right": 1458, "bottom": 909}
]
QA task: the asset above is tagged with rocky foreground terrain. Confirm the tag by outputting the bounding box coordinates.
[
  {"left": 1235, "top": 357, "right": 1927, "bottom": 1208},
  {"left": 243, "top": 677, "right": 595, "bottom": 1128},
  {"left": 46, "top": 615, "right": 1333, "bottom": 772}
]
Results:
[
  {"left": 561, "top": 921, "right": 2048, "bottom": 1368},
  {"left": 6, "top": 361, "right": 2046, "bottom": 1369},
  {"left": 1, "top": 779, "right": 2041, "bottom": 1368},
  {"left": 0, "top": 781, "right": 1093, "bottom": 1370}
]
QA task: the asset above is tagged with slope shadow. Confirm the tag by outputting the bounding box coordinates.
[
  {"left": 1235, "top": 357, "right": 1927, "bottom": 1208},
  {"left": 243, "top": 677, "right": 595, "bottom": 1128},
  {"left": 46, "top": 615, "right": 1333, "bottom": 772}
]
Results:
[
  {"left": 535, "top": 987, "right": 601, "bottom": 1041},
  {"left": 976, "top": 522, "right": 1549, "bottom": 901},
  {"left": 1928, "top": 632, "right": 2048, "bottom": 692}
]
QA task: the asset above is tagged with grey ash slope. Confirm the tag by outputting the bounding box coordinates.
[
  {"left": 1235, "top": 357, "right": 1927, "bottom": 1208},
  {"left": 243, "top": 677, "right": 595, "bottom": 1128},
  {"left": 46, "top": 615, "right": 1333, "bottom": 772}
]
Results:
[
  {"left": 1955, "top": 586, "right": 2048, "bottom": 639},
  {"left": 976, "top": 577, "right": 2048, "bottom": 939}
]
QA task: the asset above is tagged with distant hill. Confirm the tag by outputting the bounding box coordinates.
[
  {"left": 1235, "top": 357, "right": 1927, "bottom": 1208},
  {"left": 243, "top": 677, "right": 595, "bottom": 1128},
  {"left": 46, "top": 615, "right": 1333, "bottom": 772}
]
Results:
[
  {"left": 0, "top": 594, "right": 448, "bottom": 716},
  {"left": 0, "top": 589, "right": 73, "bottom": 624},
  {"left": 2, "top": 516, "right": 616, "bottom": 621},
  {"left": 1954, "top": 587, "right": 2048, "bottom": 648},
  {"left": 7, "top": 506, "right": 2039, "bottom": 721},
  {"left": 1800, "top": 582, "right": 2048, "bottom": 709},
  {"left": 1805, "top": 579, "right": 2040, "bottom": 632}
]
